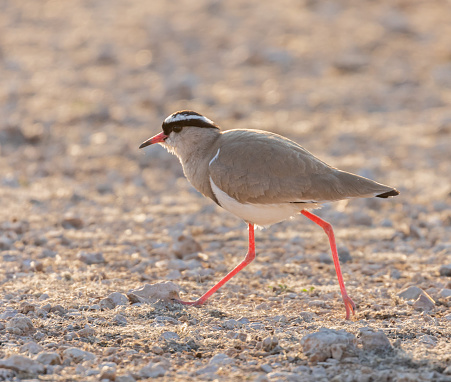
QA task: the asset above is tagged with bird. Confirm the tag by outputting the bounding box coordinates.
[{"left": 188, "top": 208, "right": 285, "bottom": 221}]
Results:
[{"left": 139, "top": 110, "right": 399, "bottom": 320}]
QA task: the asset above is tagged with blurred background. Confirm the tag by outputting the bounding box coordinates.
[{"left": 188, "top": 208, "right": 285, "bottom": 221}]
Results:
[{"left": 0, "top": 0, "right": 450, "bottom": 226}]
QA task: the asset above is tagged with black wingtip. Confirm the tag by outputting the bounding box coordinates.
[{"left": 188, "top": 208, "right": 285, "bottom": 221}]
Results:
[{"left": 376, "top": 189, "right": 400, "bottom": 198}]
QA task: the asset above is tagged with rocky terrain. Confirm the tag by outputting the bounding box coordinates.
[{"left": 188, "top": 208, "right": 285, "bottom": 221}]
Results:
[{"left": 0, "top": 0, "right": 450, "bottom": 381}]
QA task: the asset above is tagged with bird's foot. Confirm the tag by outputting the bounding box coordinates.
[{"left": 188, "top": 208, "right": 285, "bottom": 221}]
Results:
[
  {"left": 172, "top": 298, "right": 204, "bottom": 307},
  {"left": 343, "top": 294, "right": 356, "bottom": 320}
]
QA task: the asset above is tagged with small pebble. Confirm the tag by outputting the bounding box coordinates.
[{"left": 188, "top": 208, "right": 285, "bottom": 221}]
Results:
[
  {"left": 209, "top": 353, "right": 234, "bottom": 365},
  {"left": 63, "top": 348, "right": 96, "bottom": 363},
  {"left": 397, "top": 286, "right": 424, "bottom": 300},
  {"left": 50, "top": 304, "right": 67, "bottom": 315},
  {"left": 155, "top": 316, "right": 180, "bottom": 325},
  {"left": 160, "top": 331, "right": 180, "bottom": 341},
  {"left": 439, "top": 264, "right": 451, "bottom": 277},
  {"left": 172, "top": 234, "right": 202, "bottom": 258},
  {"left": 36, "top": 352, "right": 62, "bottom": 365},
  {"left": 151, "top": 346, "right": 164, "bottom": 355},
  {"left": 62, "top": 216, "right": 84, "bottom": 229},
  {"left": 300, "top": 328, "right": 356, "bottom": 363},
  {"left": 20, "top": 341, "right": 43, "bottom": 355},
  {"left": 338, "top": 245, "right": 352, "bottom": 263},
  {"left": 6, "top": 315, "right": 34, "bottom": 335},
  {"left": 128, "top": 282, "right": 180, "bottom": 302},
  {"left": 114, "top": 314, "right": 127, "bottom": 325},
  {"left": 418, "top": 334, "right": 438, "bottom": 347},
  {"left": 195, "top": 364, "right": 218, "bottom": 376},
  {"left": 299, "top": 311, "right": 315, "bottom": 322},
  {"left": 77, "top": 251, "right": 105, "bottom": 265},
  {"left": 222, "top": 319, "right": 240, "bottom": 330},
  {"left": 76, "top": 324, "right": 95, "bottom": 337},
  {"left": 139, "top": 362, "right": 167, "bottom": 378},
  {"left": 260, "top": 364, "right": 272, "bottom": 373},
  {"left": 262, "top": 336, "right": 279, "bottom": 352},
  {"left": 0, "top": 308, "right": 18, "bottom": 319},
  {"left": 413, "top": 294, "right": 435, "bottom": 312},
  {"left": 390, "top": 269, "right": 402, "bottom": 279},
  {"left": 100, "top": 298, "right": 115, "bottom": 310},
  {"left": 41, "top": 303, "right": 52, "bottom": 312},
  {"left": 359, "top": 328, "right": 392, "bottom": 352},
  {"left": 308, "top": 300, "right": 328, "bottom": 308},
  {"left": 33, "top": 331, "right": 45, "bottom": 341},
  {"left": 108, "top": 292, "right": 128, "bottom": 306},
  {"left": 0, "top": 355, "right": 45, "bottom": 374},
  {"left": 166, "top": 269, "right": 182, "bottom": 280},
  {"left": 0, "top": 235, "right": 13, "bottom": 250},
  {"left": 116, "top": 374, "right": 136, "bottom": 382},
  {"left": 99, "top": 365, "right": 117, "bottom": 381}
]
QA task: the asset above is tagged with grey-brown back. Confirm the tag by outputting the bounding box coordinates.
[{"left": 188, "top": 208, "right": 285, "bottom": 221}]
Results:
[{"left": 206, "top": 129, "right": 398, "bottom": 205}]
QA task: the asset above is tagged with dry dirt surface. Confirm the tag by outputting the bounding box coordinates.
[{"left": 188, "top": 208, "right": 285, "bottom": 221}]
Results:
[{"left": 1, "top": 0, "right": 451, "bottom": 381}]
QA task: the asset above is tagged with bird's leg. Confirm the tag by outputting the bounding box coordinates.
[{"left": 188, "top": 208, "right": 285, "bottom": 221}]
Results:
[
  {"left": 301, "top": 210, "right": 356, "bottom": 320},
  {"left": 175, "top": 223, "right": 256, "bottom": 306}
]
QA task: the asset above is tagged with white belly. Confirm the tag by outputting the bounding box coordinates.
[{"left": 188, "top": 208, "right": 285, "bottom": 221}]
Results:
[{"left": 210, "top": 177, "right": 318, "bottom": 226}]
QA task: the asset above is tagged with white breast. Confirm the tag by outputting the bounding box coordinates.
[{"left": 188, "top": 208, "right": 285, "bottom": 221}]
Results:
[{"left": 209, "top": 177, "right": 318, "bottom": 226}]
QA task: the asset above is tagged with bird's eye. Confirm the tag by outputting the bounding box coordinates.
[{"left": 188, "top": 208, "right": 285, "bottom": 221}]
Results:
[{"left": 172, "top": 126, "right": 182, "bottom": 133}]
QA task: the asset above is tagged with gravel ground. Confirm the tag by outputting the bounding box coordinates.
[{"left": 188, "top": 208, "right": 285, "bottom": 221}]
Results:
[{"left": 1, "top": 0, "right": 451, "bottom": 381}]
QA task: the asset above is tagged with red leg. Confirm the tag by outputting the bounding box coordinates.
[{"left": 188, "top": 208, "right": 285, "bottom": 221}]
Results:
[
  {"left": 301, "top": 210, "right": 356, "bottom": 320},
  {"left": 175, "top": 224, "right": 256, "bottom": 306}
]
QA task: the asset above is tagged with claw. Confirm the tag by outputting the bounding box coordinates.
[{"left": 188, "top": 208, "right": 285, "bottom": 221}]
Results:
[{"left": 343, "top": 294, "right": 356, "bottom": 320}]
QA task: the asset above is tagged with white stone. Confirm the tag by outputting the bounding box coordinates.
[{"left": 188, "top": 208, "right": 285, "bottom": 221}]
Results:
[
  {"left": 398, "top": 286, "right": 423, "bottom": 300},
  {"left": 100, "top": 364, "right": 117, "bottom": 381},
  {"left": 0, "top": 355, "right": 45, "bottom": 374},
  {"left": 63, "top": 347, "right": 96, "bottom": 363},
  {"left": 160, "top": 331, "right": 180, "bottom": 341},
  {"left": 172, "top": 234, "right": 202, "bottom": 257},
  {"left": 36, "top": 352, "right": 62, "bottom": 365},
  {"left": 262, "top": 336, "right": 279, "bottom": 352},
  {"left": 116, "top": 374, "right": 136, "bottom": 382},
  {"left": 128, "top": 282, "right": 180, "bottom": 302},
  {"left": 108, "top": 292, "right": 128, "bottom": 306},
  {"left": 260, "top": 364, "right": 272, "bottom": 373},
  {"left": 20, "top": 341, "right": 43, "bottom": 355},
  {"left": 100, "top": 298, "right": 115, "bottom": 310},
  {"left": 139, "top": 362, "right": 167, "bottom": 378},
  {"left": 413, "top": 294, "right": 435, "bottom": 312},
  {"left": 76, "top": 324, "right": 95, "bottom": 337},
  {"left": 6, "top": 314, "right": 34, "bottom": 335},
  {"left": 360, "top": 328, "right": 392, "bottom": 351},
  {"left": 209, "top": 353, "right": 234, "bottom": 366},
  {"left": 195, "top": 364, "right": 218, "bottom": 375},
  {"left": 114, "top": 314, "right": 127, "bottom": 325},
  {"left": 439, "top": 288, "right": 451, "bottom": 298},
  {"left": 300, "top": 328, "right": 356, "bottom": 363},
  {"left": 222, "top": 319, "right": 240, "bottom": 330}
]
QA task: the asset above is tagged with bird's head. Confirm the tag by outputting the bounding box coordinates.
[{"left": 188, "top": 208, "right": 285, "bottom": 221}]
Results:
[{"left": 139, "top": 110, "right": 220, "bottom": 156}]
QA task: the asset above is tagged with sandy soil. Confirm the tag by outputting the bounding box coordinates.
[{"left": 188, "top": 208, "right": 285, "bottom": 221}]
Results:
[{"left": 0, "top": 0, "right": 450, "bottom": 381}]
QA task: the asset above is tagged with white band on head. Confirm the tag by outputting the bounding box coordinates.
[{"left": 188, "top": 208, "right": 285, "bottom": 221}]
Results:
[{"left": 164, "top": 113, "right": 215, "bottom": 125}]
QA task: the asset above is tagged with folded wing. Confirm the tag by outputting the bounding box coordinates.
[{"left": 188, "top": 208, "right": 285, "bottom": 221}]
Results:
[{"left": 209, "top": 130, "right": 398, "bottom": 205}]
